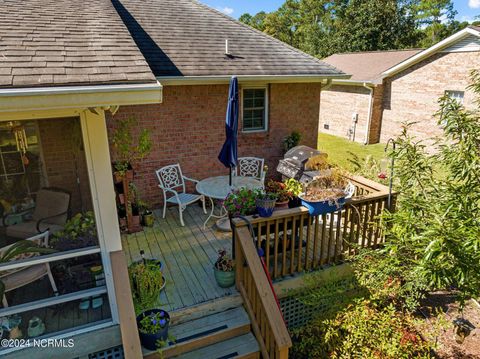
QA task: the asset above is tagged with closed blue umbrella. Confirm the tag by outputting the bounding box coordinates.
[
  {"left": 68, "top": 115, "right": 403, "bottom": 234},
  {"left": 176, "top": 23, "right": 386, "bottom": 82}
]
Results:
[{"left": 218, "top": 76, "right": 239, "bottom": 186}]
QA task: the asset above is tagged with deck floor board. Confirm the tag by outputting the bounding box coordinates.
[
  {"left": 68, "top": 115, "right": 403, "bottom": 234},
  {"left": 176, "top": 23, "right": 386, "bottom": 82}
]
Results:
[{"left": 122, "top": 205, "right": 234, "bottom": 312}]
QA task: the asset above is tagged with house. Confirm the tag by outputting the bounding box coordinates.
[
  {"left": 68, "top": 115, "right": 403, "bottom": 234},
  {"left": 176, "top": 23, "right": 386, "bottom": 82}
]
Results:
[
  {"left": 0, "top": 0, "right": 349, "bottom": 358},
  {"left": 319, "top": 26, "right": 480, "bottom": 145}
]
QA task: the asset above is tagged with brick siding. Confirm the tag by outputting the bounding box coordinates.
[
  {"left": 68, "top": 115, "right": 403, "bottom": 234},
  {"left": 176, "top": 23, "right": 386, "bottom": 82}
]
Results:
[
  {"left": 380, "top": 51, "right": 480, "bottom": 144},
  {"left": 319, "top": 84, "right": 372, "bottom": 143},
  {"left": 107, "top": 83, "right": 321, "bottom": 207},
  {"left": 38, "top": 117, "right": 92, "bottom": 215}
]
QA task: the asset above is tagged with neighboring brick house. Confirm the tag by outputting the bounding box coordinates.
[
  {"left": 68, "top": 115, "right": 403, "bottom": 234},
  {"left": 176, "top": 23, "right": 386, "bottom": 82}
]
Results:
[
  {"left": 320, "top": 26, "right": 480, "bottom": 145},
  {"left": 106, "top": 0, "right": 347, "bottom": 207}
]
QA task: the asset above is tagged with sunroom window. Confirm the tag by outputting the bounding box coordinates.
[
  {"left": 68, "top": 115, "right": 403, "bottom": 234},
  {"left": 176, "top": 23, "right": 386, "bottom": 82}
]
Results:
[{"left": 0, "top": 117, "right": 114, "bottom": 353}]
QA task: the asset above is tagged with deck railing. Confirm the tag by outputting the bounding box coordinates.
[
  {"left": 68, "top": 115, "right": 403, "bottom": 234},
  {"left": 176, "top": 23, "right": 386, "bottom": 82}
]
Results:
[
  {"left": 234, "top": 225, "right": 292, "bottom": 359},
  {"left": 232, "top": 174, "right": 396, "bottom": 281},
  {"left": 232, "top": 175, "right": 396, "bottom": 358}
]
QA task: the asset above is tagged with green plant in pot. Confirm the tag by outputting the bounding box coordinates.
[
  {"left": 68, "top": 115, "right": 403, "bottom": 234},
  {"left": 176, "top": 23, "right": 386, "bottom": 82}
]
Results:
[
  {"left": 265, "top": 180, "right": 293, "bottom": 209},
  {"left": 284, "top": 178, "right": 303, "bottom": 208},
  {"left": 111, "top": 117, "right": 152, "bottom": 180},
  {"left": 223, "top": 188, "right": 257, "bottom": 218},
  {"left": 129, "top": 261, "right": 166, "bottom": 314},
  {"left": 137, "top": 309, "right": 170, "bottom": 351},
  {"left": 283, "top": 131, "right": 301, "bottom": 153},
  {"left": 137, "top": 200, "right": 155, "bottom": 228},
  {"left": 213, "top": 249, "right": 235, "bottom": 288}
]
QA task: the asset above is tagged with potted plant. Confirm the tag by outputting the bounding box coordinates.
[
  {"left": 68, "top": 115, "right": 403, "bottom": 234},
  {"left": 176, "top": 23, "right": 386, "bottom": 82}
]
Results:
[
  {"left": 137, "top": 309, "right": 170, "bottom": 351},
  {"left": 213, "top": 249, "right": 235, "bottom": 288},
  {"left": 137, "top": 200, "right": 155, "bottom": 227},
  {"left": 265, "top": 180, "right": 292, "bottom": 209},
  {"left": 129, "top": 260, "right": 166, "bottom": 313},
  {"left": 284, "top": 178, "right": 303, "bottom": 208},
  {"left": 223, "top": 188, "right": 258, "bottom": 218},
  {"left": 299, "top": 168, "right": 354, "bottom": 216},
  {"left": 50, "top": 212, "right": 98, "bottom": 251},
  {"left": 110, "top": 117, "right": 152, "bottom": 180},
  {"left": 117, "top": 205, "right": 127, "bottom": 230},
  {"left": 255, "top": 192, "right": 277, "bottom": 218}
]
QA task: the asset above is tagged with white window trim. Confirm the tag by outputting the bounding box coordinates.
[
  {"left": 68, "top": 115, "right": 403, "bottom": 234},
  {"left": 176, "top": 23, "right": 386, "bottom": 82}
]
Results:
[{"left": 241, "top": 85, "right": 269, "bottom": 133}]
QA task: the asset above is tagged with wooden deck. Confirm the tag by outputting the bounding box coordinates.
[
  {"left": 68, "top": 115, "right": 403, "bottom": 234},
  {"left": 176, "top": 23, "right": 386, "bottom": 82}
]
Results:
[{"left": 122, "top": 205, "right": 236, "bottom": 312}]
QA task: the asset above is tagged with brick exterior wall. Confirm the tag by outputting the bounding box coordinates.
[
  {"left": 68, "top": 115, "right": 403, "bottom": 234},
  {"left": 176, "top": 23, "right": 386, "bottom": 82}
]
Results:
[
  {"left": 38, "top": 117, "right": 92, "bottom": 215},
  {"left": 319, "top": 84, "right": 374, "bottom": 143},
  {"left": 107, "top": 83, "right": 321, "bottom": 207},
  {"left": 380, "top": 51, "right": 480, "bottom": 144}
]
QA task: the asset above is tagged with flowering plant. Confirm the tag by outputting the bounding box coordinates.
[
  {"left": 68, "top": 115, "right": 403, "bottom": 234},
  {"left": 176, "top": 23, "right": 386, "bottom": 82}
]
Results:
[
  {"left": 283, "top": 178, "right": 303, "bottom": 197},
  {"left": 139, "top": 311, "right": 169, "bottom": 334},
  {"left": 265, "top": 180, "right": 293, "bottom": 202},
  {"left": 223, "top": 188, "right": 258, "bottom": 216},
  {"left": 214, "top": 249, "right": 235, "bottom": 272}
]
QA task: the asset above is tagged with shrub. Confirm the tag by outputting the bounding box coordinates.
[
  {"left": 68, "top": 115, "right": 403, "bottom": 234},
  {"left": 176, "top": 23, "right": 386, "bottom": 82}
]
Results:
[{"left": 223, "top": 188, "right": 258, "bottom": 216}]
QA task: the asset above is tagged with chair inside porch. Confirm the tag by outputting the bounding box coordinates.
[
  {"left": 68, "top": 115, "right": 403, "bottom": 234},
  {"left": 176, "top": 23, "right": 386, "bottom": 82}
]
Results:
[{"left": 122, "top": 204, "right": 236, "bottom": 312}]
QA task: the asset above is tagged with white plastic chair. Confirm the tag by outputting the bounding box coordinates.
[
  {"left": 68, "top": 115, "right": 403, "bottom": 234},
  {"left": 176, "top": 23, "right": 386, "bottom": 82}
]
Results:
[
  {"left": 0, "top": 231, "right": 58, "bottom": 307},
  {"left": 235, "top": 157, "right": 266, "bottom": 186},
  {"left": 155, "top": 164, "right": 206, "bottom": 226}
]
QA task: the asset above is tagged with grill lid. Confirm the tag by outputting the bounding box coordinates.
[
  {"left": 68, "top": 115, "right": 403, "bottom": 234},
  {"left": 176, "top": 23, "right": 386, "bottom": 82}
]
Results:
[{"left": 284, "top": 145, "right": 322, "bottom": 165}]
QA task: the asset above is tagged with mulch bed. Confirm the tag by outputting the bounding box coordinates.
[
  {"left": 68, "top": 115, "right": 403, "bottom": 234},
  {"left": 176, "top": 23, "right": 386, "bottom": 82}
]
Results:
[{"left": 419, "top": 291, "right": 480, "bottom": 358}]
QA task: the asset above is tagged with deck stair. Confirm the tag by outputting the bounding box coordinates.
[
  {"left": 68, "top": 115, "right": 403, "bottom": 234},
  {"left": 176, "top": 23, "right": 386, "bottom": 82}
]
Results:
[{"left": 143, "top": 306, "right": 260, "bottom": 359}]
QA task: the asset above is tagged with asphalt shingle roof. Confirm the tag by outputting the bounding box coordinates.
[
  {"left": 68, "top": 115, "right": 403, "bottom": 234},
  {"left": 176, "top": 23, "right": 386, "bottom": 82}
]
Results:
[
  {"left": 323, "top": 49, "right": 423, "bottom": 83},
  {"left": 0, "top": 0, "right": 157, "bottom": 88},
  {"left": 112, "top": 0, "right": 345, "bottom": 78}
]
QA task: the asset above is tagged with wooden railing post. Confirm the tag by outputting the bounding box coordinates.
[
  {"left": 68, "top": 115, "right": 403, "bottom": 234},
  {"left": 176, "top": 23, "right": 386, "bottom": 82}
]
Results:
[{"left": 110, "top": 250, "right": 142, "bottom": 359}]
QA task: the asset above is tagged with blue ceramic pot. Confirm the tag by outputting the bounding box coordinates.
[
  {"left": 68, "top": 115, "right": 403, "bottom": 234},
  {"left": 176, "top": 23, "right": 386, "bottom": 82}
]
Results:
[
  {"left": 137, "top": 309, "right": 170, "bottom": 350},
  {"left": 213, "top": 267, "right": 235, "bottom": 288},
  {"left": 299, "top": 195, "right": 346, "bottom": 216},
  {"left": 256, "top": 198, "right": 276, "bottom": 218}
]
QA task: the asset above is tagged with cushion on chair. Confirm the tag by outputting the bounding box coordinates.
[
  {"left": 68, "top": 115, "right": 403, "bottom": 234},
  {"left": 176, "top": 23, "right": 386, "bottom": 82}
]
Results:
[
  {"left": 166, "top": 193, "right": 202, "bottom": 206},
  {"left": 32, "top": 189, "right": 70, "bottom": 225},
  {"left": 1, "top": 264, "right": 48, "bottom": 292},
  {"left": 6, "top": 221, "right": 63, "bottom": 239}
]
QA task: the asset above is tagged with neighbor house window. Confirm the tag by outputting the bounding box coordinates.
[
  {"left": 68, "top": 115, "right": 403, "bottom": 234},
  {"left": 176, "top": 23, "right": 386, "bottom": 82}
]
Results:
[
  {"left": 242, "top": 87, "right": 268, "bottom": 132},
  {"left": 445, "top": 90, "right": 464, "bottom": 104}
]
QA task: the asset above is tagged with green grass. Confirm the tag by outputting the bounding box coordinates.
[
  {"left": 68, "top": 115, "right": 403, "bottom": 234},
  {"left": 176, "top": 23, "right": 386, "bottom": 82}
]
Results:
[{"left": 317, "top": 133, "right": 385, "bottom": 171}]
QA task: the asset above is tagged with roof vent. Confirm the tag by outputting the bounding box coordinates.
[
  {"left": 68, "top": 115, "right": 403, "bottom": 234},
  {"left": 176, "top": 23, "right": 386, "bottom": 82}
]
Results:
[{"left": 225, "top": 39, "right": 231, "bottom": 56}]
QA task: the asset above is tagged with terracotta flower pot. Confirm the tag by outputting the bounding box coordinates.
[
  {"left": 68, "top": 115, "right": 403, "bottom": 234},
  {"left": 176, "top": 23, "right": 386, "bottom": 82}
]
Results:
[{"left": 275, "top": 200, "right": 289, "bottom": 209}]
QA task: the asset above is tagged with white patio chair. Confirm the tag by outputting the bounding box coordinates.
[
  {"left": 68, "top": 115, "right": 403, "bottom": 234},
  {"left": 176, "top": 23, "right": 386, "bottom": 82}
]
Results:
[
  {"left": 0, "top": 231, "right": 58, "bottom": 307},
  {"left": 235, "top": 157, "right": 266, "bottom": 186},
  {"left": 155, "top": 164, "right": 206, "bottom": 227}
]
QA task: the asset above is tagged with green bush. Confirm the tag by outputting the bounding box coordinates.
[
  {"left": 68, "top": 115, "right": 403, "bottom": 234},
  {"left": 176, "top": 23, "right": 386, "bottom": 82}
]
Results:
[{"left": 291, "top": 299, "right": 435, "bottom": 359}]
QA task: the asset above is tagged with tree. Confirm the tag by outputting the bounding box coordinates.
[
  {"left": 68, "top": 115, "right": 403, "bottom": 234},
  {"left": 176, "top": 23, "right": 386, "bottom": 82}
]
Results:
[{"left": 239, "top": 11, "right": 267, "bottom": 31}]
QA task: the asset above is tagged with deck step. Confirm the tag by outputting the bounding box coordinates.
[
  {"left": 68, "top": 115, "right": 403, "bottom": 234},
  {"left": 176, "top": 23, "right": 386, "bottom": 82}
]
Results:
[
  {"left": 174, "top": 333, "right": 260, "bottom": 359},
  {"left": 143, "top": 307, "right": 253, "bottom": 358}
]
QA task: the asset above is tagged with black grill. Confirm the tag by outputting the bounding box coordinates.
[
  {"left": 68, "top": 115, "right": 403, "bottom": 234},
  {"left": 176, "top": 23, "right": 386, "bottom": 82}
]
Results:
[{"left": 276, "top": 145, "right": 323, "bottom": 184}]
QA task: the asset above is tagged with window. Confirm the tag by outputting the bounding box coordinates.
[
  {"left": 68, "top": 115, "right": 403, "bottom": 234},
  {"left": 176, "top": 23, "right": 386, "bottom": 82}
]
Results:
[
  {"left": 445, "top": 90, "right": 464, "bottom": 104},
  {"left": 242, "top": 87, "right": 268, "bottom": 132}
]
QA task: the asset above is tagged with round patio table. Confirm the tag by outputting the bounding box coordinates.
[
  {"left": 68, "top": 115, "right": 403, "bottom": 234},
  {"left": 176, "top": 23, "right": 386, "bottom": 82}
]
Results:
[{"left": 196, "top": 175, "right": 263, "bottom": 230}]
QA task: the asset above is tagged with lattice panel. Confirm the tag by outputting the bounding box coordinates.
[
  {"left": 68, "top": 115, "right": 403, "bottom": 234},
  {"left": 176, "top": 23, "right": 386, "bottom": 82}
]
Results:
[{"left": 89, "top": 346, "right": 124, "bottom": 359}]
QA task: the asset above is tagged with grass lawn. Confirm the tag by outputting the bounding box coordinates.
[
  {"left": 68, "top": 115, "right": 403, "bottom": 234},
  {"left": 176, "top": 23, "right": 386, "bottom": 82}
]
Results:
[{"left": 317, "top": 133, "right": 385, "bottom": 171}]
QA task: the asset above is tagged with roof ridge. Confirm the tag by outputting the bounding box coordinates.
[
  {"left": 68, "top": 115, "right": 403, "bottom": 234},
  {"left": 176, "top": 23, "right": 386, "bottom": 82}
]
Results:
[
  {"left": 191, "top": 0, "right": 346, "bottom": 76},
  {"left": 331, "top": 48, "right": 424, "bottom": 56}
]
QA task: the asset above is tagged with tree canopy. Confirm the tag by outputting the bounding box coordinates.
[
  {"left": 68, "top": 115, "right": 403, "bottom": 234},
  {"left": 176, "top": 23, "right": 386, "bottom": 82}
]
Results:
[{"left": 239, "top": 0, "right": 477, "bottom": 58}]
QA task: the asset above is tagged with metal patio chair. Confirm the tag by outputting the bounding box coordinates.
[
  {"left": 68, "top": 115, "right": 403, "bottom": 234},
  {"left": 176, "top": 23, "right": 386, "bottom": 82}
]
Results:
[
  {"left": 155, "top": 164, "right": 206, "bottom": 226},
  {"left": 234, "top": 157, "right": 266, "bottom": 187}
]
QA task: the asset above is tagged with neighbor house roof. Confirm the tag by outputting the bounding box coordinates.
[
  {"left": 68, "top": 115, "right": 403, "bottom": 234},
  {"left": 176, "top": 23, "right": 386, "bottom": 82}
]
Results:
[
  {"left": 0, "top": 0, "right": 157, "bottom": 88},
  {"left": 322, "top": 49, "right": 422, "bottom": 84},
  {"left": 112, "top": 0, "right": 346, "bottom": 80}
]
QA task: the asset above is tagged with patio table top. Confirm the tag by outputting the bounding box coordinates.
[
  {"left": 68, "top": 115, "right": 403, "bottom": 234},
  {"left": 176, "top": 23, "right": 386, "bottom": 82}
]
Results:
[{"left": 196, "top": 175, "right": 262, "bottom": 200}]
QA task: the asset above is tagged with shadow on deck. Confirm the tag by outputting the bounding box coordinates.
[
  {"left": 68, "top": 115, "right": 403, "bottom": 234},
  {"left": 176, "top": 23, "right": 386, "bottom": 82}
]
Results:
[{"left": 122, "top": 205, "right": 236, "bottom": 313}]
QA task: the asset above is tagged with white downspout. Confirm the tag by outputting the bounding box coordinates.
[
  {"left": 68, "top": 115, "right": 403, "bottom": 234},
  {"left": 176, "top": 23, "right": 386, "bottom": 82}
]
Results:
[
  {"left": 363, "top": 82, "right": 374, "bottom": 145},
  {"left": 321, "top": 79, "right": 333, "bottom": 91}
]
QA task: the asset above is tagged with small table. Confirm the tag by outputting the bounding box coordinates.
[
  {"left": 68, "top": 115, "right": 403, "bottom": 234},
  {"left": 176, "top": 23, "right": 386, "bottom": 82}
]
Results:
[{"left": 196, "top": 175, "right": 263, "bottom": 230}]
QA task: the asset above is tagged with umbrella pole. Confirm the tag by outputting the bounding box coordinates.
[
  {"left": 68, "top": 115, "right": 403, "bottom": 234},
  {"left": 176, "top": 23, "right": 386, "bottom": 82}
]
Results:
[{"left": 229, "top": 167, "right": 232, "bottom": 186}]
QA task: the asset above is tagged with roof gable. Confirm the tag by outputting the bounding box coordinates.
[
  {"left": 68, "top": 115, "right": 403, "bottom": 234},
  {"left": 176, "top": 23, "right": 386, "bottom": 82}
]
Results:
[
  {"left": 322, "top": 49, "right": 422, "bottom": 83},
  {"left": 112, "top": 0, "right": 346, "bottom": 79},
  {"left": 0, "top": 0, "right": 157, "bottom": 88},
  {"left": 383, "top": 27, "right": 480, "bottom": 78}
]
